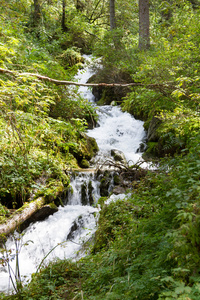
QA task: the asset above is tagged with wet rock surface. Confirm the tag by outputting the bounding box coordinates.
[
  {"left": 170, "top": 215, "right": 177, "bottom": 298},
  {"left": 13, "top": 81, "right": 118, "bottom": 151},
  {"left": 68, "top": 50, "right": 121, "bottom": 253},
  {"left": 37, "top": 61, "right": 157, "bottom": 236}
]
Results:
[{"left": 111, "top": 149, "right": 127, "bottom": 165}]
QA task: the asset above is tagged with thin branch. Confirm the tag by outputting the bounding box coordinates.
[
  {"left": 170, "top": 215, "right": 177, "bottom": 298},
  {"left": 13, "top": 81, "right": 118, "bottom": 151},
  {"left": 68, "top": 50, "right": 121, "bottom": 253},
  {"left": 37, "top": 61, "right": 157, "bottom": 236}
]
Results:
[
  {"left": 84, "top": 30, "right": 101, "bottom": 40},
  {"left": 88, "top": 0, "right": 102, "bottom": 22}
]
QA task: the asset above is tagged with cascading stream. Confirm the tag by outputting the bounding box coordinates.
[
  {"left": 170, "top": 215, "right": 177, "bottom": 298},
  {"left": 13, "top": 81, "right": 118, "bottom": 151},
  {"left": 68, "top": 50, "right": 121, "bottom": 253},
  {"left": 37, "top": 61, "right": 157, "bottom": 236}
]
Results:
[
  {"left": 87, "top": 105, "right": 146, "bottom": 166},
  {"left": 0, "top": 55, "right": 146, "bottom": 293}
]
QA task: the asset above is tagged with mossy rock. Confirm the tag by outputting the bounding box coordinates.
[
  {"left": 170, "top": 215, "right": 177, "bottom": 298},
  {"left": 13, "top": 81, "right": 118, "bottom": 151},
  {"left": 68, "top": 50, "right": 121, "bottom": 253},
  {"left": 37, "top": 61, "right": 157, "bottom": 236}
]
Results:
[
  {"left": 147, "top": 116, "right": 162, "bottom": 142},
  {"left": 97, "top": 88, "right": 116, "bottom": 105},
  {"left": 58, "top": 47, "right": 84, "bottom": 68},
  {"left": 111, "top": 149, "right": 127, "bottom": 165},
  {"left": 79, "top": 134, "right": 99, "bottom": 161},
  {"left": 113, "top": 174, "right": 120, "bottom": 185},
  {"left": 80, "top": 158, "right": 90, "bottom": 168},
  {"left": 68, "top": 134, "right": 98, "bottom": 167},
  {"left": 88, "top": 180, "right": 94, "bottom": 205},
  {"left": 81, "top": 183, "right": 88, "bottom": 205},
  {"left": 99, "top": 177, "right": 110, "bottom": 197}
]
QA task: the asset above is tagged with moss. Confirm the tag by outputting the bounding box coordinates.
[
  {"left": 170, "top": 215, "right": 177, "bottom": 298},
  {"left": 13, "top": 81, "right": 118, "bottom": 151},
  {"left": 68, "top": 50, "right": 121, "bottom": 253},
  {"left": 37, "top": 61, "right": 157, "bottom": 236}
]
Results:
[
  {"left": 48, "top": 202, "right": 58, "bottom": 210},
  {"left": 97, "top": 88, "right": 116, "bottom": 105},
  {"left": 88, "top": 180, "right": 94, "bottom": 206},
  {"left": 58, "top": 47, "right": 84, "bottom": 68},
  {"left": 80, "top": 180, "right": 94, "bottom": 205},
  {"left": 83, "top": 135, "right": 99, "bottom": 160},
  {"left": 81, "top": 183, "right": 88, "bottom": 205},
  {"left": 113, "top": 174, "right": 120, "bottom": 185},
  {"left": 112, "top": 153, "right": 123, "bottom": 162},
  {"left": 99, "top": 178, "right": 110, "bottom": 197},
  {"left": 69, "top": 134, "right": 98, "bottom": 167},
  {"left": 80, "top": 158, "right": 90, "bottom": 168},
  {"left": 0, "top": 204, "right": 10, "bottom": 224}
]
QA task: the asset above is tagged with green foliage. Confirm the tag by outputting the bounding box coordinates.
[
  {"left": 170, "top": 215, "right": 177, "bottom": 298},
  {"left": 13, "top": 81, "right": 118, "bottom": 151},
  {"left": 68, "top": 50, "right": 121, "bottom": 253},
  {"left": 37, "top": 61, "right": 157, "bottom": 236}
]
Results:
[
  {"left": 92, "top": 199, "right": 137, "bottom": 253},
  {"left": 57, "top": 47, "right": 84, "bottom": 68},
  {"left": 0, "top": 204, "right": 9, "bottom": 224},
  {"left": 122, "top": 89, "right": 173, "bottom": 121},
  {"left": 0, "top": 259, "right": 81, "bottom": 300},
  {"left": 0, "top": 1, "right": 97, "bottom": 209},
  {"left": 8, "top": 143, "right": 200, "bottom": 299},
  {"left": 158, "top": 277, "right": 200, "bottom": 300},
  {"left": 158, "top": 107, "right": 200, "bottom": 151},
  {"left": 78, "top": 146, "right": 200, "bottom": 299},
  {"left": 1, "top": 0, "right": 200, "bottom": 299}
]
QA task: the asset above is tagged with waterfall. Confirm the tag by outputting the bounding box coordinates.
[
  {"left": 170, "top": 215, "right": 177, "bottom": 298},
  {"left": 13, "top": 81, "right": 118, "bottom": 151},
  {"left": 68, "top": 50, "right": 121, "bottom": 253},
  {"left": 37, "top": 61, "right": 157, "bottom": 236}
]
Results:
[
  {"left": 67, "top": 171, "right": 100, "bottom": 206},
  {"left": 0, "top": 55, "right": 146, "bottom": 293}
]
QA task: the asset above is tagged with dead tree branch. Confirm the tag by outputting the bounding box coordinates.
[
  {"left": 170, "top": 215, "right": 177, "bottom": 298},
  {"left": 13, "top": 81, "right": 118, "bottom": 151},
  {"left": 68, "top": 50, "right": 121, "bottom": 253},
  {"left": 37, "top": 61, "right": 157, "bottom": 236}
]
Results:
[{"left": 0, "top": 68, "right": 175, "bottom": 89}]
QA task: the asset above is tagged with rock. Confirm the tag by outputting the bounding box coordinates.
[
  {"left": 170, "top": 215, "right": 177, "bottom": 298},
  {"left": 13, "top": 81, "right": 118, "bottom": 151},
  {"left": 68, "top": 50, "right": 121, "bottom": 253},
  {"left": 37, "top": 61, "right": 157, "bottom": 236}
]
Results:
[
  {"left": 111, "top": 149, "right": 127, "bottom": 165},
  {"left": 80, "top": 158, "right": 90, "bottom": 168},
  {"left": 92, "top": 86, "right": 104, "bottom": 102},
  {"left": 147, "top": 116, "right": 162, "bottom": 142},
  {"left": 113, "top": 174, "right": 120, "bottom": 185},
  {"left": 87, "top": 69, "right": 133, "bottom": 105},
  {"left": 69, "top": 134, "right": 98, "bottom": 167},
  {"left": 98, "top": 170, "right": 115, "bottom": 197},
  {"left": 67, "top": 215, "right": 85, "bottom": 240},
  {"left": 84, "top": 135, "right": 99, "bottom": 160},
  {"left": 111, "top": 101, "right": 117, "bottom": 106},
  {"left": 136, "top": 142, "right": 147, "bottom": 153},
  {"left": 112, "top": 186, "right": 126, "bottom": 195},
  {"left": 99, "top": 177, "right": 110, "bottom": 197}
]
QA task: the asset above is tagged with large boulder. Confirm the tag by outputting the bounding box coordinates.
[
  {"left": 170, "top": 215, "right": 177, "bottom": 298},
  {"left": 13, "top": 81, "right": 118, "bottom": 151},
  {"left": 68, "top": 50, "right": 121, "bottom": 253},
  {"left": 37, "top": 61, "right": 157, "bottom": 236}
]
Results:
[{"left": 87, "top": 69, "right": 133, "bottom": 105}]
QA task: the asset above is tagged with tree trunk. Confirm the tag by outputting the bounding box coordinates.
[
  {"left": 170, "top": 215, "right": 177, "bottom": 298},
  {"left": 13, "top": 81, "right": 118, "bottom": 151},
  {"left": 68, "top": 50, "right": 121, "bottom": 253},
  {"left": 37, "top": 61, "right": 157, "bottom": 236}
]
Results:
[
  {"left": 33, "top": 0, "right": 41, "bottom": 26},
  {"left": 110, "top": 0, "right": 116, "bottom": 30},
  {"left": 139, "top": 0, "right": 150, "bottom": 50},
  {"left": 0, "top": 197, "right": 46, "bottom": 238},
  {"left": 62, "top": 0, "right": 68, "bottom": 32}
]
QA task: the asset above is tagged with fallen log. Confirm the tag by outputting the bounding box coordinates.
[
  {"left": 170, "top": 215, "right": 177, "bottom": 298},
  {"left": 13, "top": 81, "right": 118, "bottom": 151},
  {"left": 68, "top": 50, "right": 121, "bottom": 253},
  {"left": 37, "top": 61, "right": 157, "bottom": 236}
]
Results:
[
  {"left": 0, "top": 67, "right": 174, "bottom": 88},
  {"left": 0, "top": 197, "right": 46, "bottom": 239}
]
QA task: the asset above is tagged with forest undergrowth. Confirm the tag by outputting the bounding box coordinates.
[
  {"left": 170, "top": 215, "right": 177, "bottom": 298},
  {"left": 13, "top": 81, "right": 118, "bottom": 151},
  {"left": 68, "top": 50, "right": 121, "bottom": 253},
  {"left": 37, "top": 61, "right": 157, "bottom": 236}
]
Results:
[{"left": 0, "top": 0, "right": 200, "bottom": 299}]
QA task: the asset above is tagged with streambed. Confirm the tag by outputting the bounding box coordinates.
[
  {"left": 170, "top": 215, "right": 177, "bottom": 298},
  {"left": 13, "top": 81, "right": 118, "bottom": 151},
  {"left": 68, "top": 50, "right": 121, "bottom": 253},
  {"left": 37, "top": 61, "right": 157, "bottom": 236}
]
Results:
[{"left": 0, "top": 56, "right": 146, "bottom": 293}]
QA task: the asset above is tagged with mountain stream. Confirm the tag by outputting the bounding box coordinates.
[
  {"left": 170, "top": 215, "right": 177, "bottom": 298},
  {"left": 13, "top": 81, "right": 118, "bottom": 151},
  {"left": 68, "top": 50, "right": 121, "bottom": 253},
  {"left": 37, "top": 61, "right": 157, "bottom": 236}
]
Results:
[{"left": 0, "top": 56, "right": 146, "bottom": 293}]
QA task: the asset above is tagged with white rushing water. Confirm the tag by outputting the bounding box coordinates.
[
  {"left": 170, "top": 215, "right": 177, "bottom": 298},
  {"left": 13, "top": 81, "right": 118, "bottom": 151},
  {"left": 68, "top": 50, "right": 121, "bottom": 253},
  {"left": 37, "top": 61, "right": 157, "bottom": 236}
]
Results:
[
  {"left": 0, "top": 55, "right": 146, "bottom": 293},
  {"left": 87, "top": 105, "right": 145, "bottom": 165}
]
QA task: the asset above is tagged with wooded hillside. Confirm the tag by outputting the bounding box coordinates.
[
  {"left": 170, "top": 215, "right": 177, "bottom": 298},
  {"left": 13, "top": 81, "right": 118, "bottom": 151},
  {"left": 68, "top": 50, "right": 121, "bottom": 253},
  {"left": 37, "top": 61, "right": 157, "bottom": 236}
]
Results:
[{"left": 0, "top": 0, "right": 200, "bottom": 299}]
